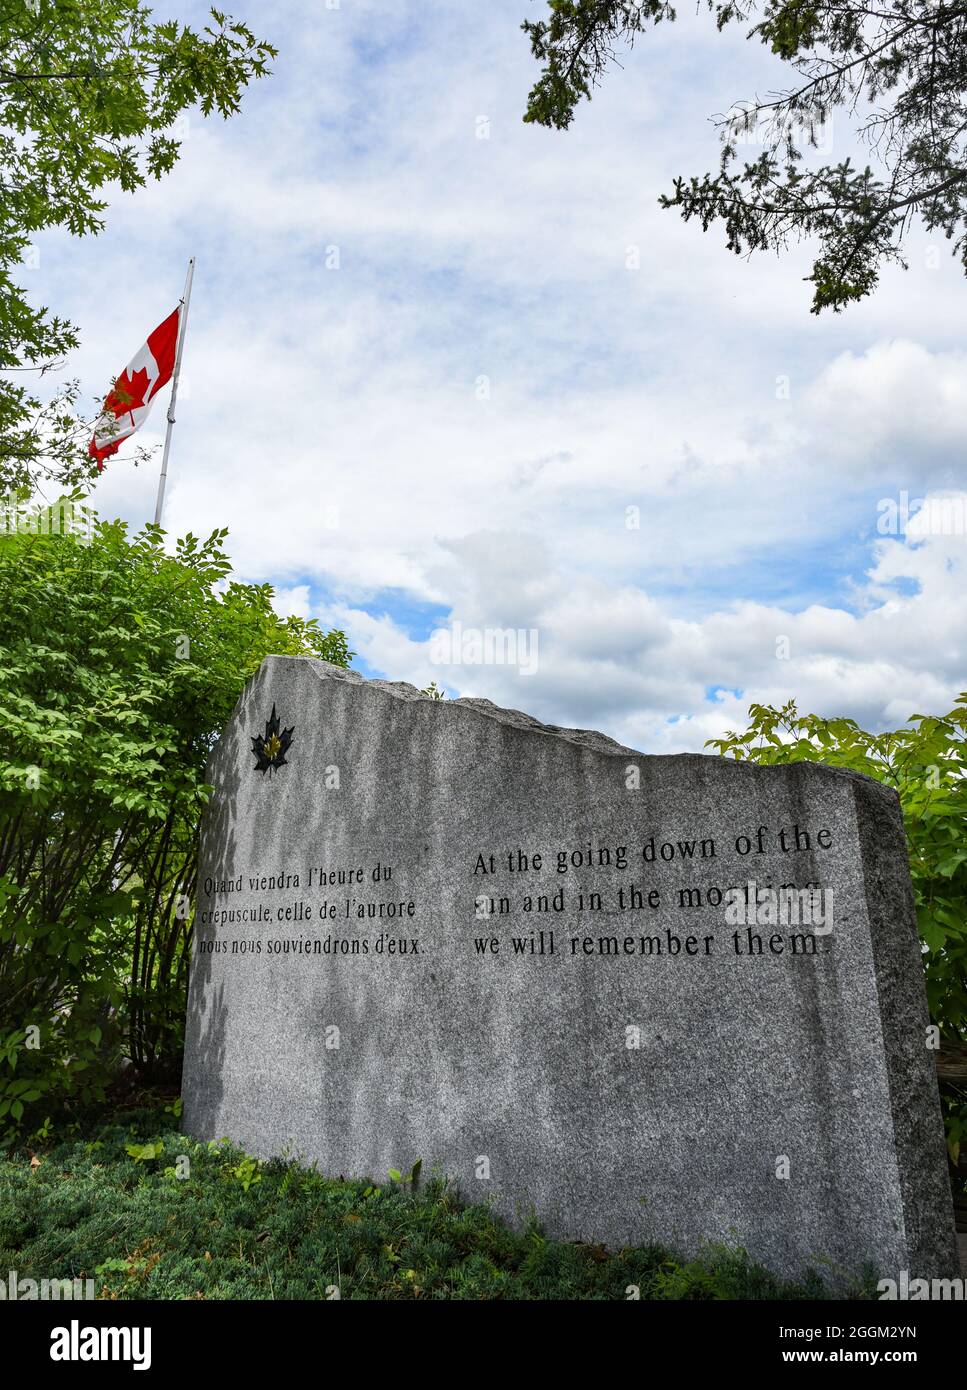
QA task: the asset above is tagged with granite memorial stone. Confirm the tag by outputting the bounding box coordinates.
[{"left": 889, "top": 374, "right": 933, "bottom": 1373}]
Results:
[{"left": 182, "top": 655, "right": 958, "bottom": 1283}]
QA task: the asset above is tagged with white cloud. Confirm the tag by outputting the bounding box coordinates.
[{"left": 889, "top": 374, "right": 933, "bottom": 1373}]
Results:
[
  {"left": 273, "top": 584, "right": 312, "bottom": 621},
  {"left": 805, "top": 340, "right": 967, "bottom": 481},
  {"left": 327, "top": 501, "right": 967, "bottom": 751}
]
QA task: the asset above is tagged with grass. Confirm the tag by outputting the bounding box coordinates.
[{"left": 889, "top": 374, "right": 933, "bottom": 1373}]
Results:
[{"left": 0, "top": 1101, "right": 881, "bottom": 1300}]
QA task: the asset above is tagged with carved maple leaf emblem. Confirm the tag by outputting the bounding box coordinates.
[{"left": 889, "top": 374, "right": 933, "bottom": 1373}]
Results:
[{"left": 251, "top": 704, "right": 294, "bottom": 774}]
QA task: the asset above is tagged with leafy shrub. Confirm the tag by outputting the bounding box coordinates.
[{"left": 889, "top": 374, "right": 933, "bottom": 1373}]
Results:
[{"left": 0, "top": 506, "right": 351, "bottom": 1133}]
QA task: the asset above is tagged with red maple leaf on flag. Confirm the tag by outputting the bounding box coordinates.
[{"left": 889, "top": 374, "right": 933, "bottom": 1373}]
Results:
[{"left": 105, "top": 366, "right": 151, "bottom": 421}]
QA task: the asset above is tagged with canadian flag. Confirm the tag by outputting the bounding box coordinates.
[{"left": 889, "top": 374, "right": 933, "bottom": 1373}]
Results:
[{"left": 89, "top": 307, "right": 180, "bottom": 469}]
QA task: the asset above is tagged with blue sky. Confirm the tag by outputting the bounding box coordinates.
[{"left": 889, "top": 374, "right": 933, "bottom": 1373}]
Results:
[{"left": 25, "top": 0, "right": 967, "bottom": 749}]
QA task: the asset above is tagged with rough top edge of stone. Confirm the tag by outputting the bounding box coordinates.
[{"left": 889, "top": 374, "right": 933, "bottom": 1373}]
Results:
[{"left": 252, "top": 654, "right": 894, "bottom": 797}]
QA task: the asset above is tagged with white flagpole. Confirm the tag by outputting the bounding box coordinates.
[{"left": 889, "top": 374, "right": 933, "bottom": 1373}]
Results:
[{"left": 153, "top": 256, "right": 195, "bottom": 528}]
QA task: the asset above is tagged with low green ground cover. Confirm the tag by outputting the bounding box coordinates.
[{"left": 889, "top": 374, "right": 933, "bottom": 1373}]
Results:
[{"left": 0, "top": 1099, "right": 880, "bottom": 1301}]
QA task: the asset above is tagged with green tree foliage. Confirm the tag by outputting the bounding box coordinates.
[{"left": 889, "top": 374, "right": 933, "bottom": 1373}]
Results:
[
  {"left": 0, "top": 507, "right": 351, "bottom": 1132},
  {"left": 708, "top": 698, "right": 967, "bottom": 1166},
  {"left": 0, "top": 0, "right": 275, "bottom": 491},
  {"left": 522, "top": 1, "right": 967, "bottom": 311}
]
